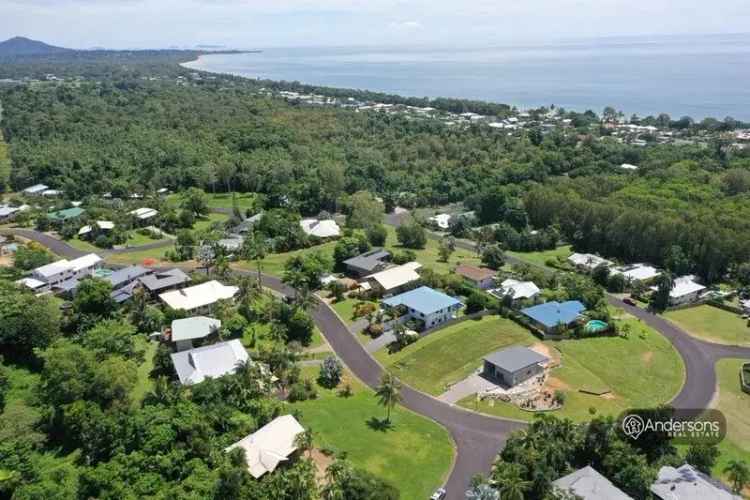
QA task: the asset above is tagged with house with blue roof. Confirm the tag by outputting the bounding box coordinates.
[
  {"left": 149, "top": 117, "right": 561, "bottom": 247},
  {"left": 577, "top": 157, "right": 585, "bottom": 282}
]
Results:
[
  {"left": 381, "top": 286, "right": 463, "bottom": 330},
  {"left": 520, "top": 300, "right": 586, "bottom": 334}
]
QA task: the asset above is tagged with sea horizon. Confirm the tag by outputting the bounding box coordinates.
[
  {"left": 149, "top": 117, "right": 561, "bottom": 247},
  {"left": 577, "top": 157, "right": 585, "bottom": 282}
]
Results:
[{"left": 183, "top": 33, "right": 750, "bottom": 121}]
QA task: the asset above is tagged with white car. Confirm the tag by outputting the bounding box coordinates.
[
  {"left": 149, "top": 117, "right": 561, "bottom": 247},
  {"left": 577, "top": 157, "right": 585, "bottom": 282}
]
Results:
[{"left": 430, "top": 487, "right": 447, "bottom": 500}]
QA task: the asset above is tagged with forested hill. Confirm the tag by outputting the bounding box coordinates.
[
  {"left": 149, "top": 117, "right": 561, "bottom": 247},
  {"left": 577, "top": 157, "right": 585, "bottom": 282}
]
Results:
[
  {"left": 2, "top": 75, "right": 750, "bottom": 281},
  {"left": 0, "top": 36, "right": 72, "bottom": 56}
]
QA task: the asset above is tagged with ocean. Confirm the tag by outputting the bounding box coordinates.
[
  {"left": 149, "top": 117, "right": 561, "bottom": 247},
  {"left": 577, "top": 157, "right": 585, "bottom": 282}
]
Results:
[{"left": 183, "top": 34, "right": 750, "bottom": 121}]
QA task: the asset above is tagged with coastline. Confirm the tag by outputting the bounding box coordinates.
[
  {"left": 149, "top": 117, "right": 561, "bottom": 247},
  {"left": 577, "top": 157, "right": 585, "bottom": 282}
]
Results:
[{"left": 179, "top": 47, "right": 750, "bottom": 121}]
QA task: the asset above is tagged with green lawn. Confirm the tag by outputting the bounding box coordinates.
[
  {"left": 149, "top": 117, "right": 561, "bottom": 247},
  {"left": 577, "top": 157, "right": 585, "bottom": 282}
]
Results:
[
  {"left": 376, "top": 315, "right": 538, "bottom": 396},
  {"left": 234, "top": 240, "right": 339, "bottom": 277},
  {"left": 664, "top": 305, "right": 750, "bottom": 347},
  {"left": 384, "top": 225, "right": 483, "bottom": 274},
  {"left": 459, "top": 309, "right": 685, "bottom": 422},
  {"left": 711, "top": 358, "right": 750, "bottom": 485},
  {"left": 167, "top": 192, "right": 257, "bottom": 211},
  {"left": 290, "top": 368, "right": 454, "bottom": 499},
  {"left": 125, "top": 231, "right": 167, "bottom": 247},
  {"left": 193, "top": 212, "right": 229, "bottom": 232},
  {"left": 105, "top": 244, "right": 173, "bottom": 265},
  {"left": 507, "top": 245, "right": 573, "bottom": 269},
  {"left": 67, "top": 237, "right": 101, "bottom": 253},
  {"left": 131, "top": 338, "right": 157, "bottom": 406}
]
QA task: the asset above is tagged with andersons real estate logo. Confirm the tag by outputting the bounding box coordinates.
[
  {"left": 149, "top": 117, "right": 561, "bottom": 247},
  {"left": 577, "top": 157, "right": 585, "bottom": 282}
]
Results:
[{"left": 619, "top": 408, "right": 726, "bottom": 445}]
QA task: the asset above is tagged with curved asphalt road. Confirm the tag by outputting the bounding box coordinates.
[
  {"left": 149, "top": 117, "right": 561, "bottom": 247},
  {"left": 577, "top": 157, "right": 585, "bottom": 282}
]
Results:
[{"left": 6, "top": 226, "right": 750, "bottom": 498}]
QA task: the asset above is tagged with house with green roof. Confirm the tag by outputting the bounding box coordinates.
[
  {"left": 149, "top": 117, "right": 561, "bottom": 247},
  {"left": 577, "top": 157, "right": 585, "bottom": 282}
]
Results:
[{"left": 47, "top": 207, "right": 85, "bottom": 223}]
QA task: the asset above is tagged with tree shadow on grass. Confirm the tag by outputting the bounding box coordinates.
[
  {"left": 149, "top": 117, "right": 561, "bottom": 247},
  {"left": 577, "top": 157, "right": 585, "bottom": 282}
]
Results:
[{"left": 366, "top": 416, "right": 394, "bottom": 432}]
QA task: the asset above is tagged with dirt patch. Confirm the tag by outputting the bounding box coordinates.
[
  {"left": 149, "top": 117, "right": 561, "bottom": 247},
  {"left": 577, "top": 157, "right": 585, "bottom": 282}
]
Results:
[
  {"left": 309, "top": 448, "right": 334, "bottom": 485},
  {"left": 641, "top": 351, "right": 654, "bottom": 365},
  {"left": 0, "top": 255, "right": 12, "bottom": 267},
  {"left": 530, "top": 343, "right": 561, "bottom": 366},
  {"left": 600, "top": 392, "right": 617, "bottom": 400}
]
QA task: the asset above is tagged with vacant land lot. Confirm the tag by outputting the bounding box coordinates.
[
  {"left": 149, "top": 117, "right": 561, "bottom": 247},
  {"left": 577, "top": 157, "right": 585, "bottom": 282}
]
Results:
[
  {"left": 460, "top": 309, "right": 685, "bottom": 422},
  {"left": 711, "top": 358, "right": 750, "bottom": 484},
  {"left": 291, "top": 368, "right": 453, "bottom": 499},
  {"left": 384, "top": 225, "right": 483, "bottom": 274},
  {"left": 376, "top": 315, "right": 538, "bottom": 395},
  {"left": 507, "top": 245, "right": 573, "bottom": 269},
  {"left": 664, "top": 305, "right": 750, "bottom": 346},
  {"left": 166, "top": 192, "right": 257, "bottom": 212}
]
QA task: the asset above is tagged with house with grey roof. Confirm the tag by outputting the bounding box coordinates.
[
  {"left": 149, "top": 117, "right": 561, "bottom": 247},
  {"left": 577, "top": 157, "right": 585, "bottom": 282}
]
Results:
[
  {"left": 139, "top": 268, "right": 191, "bottom": 295},
  {"left": 650, "top": 464, "right": 741, "bottom": 500},
  {"left": 170, "top": 339, "right": 249, "bottom": 385},
  {"left": 552, "top": 466, "right": 633, "bottom": 500},
  {"left": 170, "top": 316, "right": 221, "bottom": 351},
  {"left": 482, "top": 346, "right": 549, "bottom": 387},
  {"left": 107, "top": 265, "right": 153, "bottom": 303},
  {"left": 343, "top": 248, "right": 391, "bottom": 277}
]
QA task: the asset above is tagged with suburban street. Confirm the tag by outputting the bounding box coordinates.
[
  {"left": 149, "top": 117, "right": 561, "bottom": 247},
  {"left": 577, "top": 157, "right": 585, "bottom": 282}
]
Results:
[{"left": 5, "top": 226, "right": 750, "bottom": 499}]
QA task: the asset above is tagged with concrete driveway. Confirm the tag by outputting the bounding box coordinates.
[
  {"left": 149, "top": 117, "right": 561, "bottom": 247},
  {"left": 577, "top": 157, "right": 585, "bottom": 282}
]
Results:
[{"left": 438, "top": 373, "right": 501, "bottom": 404}]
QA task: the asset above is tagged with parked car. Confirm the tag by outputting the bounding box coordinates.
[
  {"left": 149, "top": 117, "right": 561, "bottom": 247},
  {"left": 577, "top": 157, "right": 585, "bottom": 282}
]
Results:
[
  {"left": 623, "top": 298, "right": 636, "bottom": 306},
  {"left": 430, "top": 487, "right": 447, "bottom": 500}
]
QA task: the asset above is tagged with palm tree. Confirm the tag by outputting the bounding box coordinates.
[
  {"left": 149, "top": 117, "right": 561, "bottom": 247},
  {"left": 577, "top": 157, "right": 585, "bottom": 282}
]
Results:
[
  {"left": 294, "top": 428, "right": 314, "bottom": 458},
  {"left": 322, "top": 459, "right": 352, "bottom": 500},
  {"left": 498, "top": 476, "right": 531, "bottom": 500},
  {"left": 375, "top": 372, "right": 402, "bottom": 423},
  {"left": 724, "top": 459, "right": 750, "bottom": 494},
  {"left": 241, "top": 233, "right": 267, "bottom": 286}
]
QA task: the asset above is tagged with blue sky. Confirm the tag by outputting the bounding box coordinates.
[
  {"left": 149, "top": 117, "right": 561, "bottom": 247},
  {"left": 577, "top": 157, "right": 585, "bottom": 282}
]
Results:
[{"left": 1, "top": 0, "right": 749, "bottom": 49}]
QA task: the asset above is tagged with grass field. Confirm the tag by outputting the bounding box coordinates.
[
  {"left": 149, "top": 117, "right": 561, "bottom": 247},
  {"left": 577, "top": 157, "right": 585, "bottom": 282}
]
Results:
[
  {"left": 193, "top": 212, "right": 230, "bottom": 232},
  {"left": 125, "top": 231, "right": 168, "bottom": 247},
  {"left": 106, "top": 244, "right": 174, "bottom": 265},
  {"left": 459, "top": 309, "right": 685, "bottom": 422},
  {"left": 166, "top": 192, "right": 257, "bottom": 211},
  {"left": 67, "top": 237, "right": 101, "bottom": 253},
  {"left": 507, "top": 245, "right": 573, "bottom": 269},
  {"left": 384, "top": 225, "right": 483, "bottom": 274},
  {"left": 664, "top": 305, "right": 750, "bottom": 347},
  {"left": 234, "top": 240, "right": 338, "bottom": 277},
  {"left": 376, "top": 315, "right": 538, "bottom": 396},
  {"left": 711, "top": 358, "right": 750, "bottom": 486},
  {"left": 290, "top": 367, "right": 454, "bottom": 499},
  {"left": 330, "top": 297, "right": 372, "bottom": 325}
]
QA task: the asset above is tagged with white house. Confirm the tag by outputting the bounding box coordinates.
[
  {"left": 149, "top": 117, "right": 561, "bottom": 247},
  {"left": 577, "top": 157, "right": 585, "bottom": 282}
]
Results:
[
  {"left": 129, "top": 207, "right": 159, "bottom": 221},
  {"left": 300, "top": 219, "right": 341, "bottom": 239},
  {"left": 29, "top": 253, "right": 102, "bottom": 291},
  {"left": 428, "top": 213, "right": 451, "bottom": 230},
  {"left": 650, "top": 464, "right": 741, "bottom": 500},
  {"left": 159, "top": 280, "right": 239, "bottom": 313},
  {"left": 170, "top": 339, "right": 249, "bottom": 385},
  {"left": 225, "top": 414, "right": 305, "bottom": 479},
  {"left": 552, "top": 466, "right": 633, "bottom": 500},
  {"left": 613, "top": 263, "right": 661, "bottom": 283},
  {"left": 365, "top": 261, "right": 422, "bottom": 295},
  {"left": 78, "top": 220, "right": 115, "bottom": 236},
  {"left": 170, "top": 316, "right": 221, "bottom": 351},
  {"left": 23, "top": 183, "right": 48, "bottom": 195},
  {"left": 381, "top": 286, "right": 463, "bottom": 330},
  {"left": 568, "top": 253, "right": 613, "bottom": 272},
  {"left": 493, "top": 278, "right": 541, "bottom": 301},
  {"left": 620, "top": 163, "right": 639, "bottom": 171},
  {"left": 651, "top": 275, "right": 706, "bottom": 306}
]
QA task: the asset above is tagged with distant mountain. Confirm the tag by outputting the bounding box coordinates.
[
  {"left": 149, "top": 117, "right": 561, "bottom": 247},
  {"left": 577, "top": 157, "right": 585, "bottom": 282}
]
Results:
[{"left": 0, "top": 36, "right": 72, "bottom": 56}]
